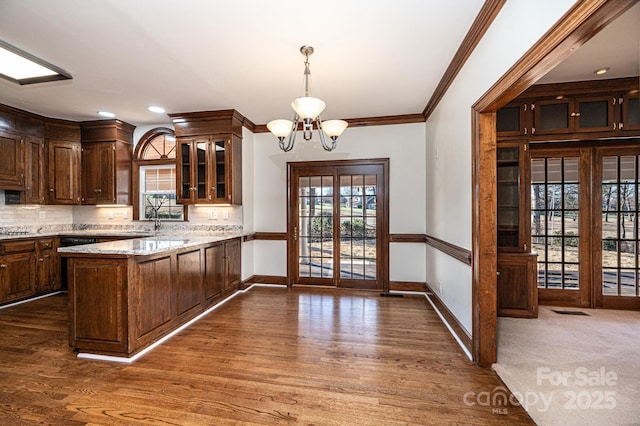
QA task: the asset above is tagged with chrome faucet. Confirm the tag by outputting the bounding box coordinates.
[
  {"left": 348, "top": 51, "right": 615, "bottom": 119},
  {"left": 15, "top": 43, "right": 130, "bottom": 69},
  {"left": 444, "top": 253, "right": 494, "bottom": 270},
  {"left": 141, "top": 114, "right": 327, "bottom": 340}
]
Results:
[{"left": 154, "top": 211, "right": 161, "bottom": 232}]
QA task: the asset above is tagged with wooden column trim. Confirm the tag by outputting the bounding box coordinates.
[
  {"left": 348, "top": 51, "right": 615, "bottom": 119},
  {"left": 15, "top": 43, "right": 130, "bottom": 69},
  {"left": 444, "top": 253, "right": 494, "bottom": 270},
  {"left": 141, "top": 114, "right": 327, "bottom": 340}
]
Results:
[
  {"left": 472, "top": 0, "right": 638, "bottom": 367},
  {"left": 422, "top": 0, "right": 506, "bottom": 120}
]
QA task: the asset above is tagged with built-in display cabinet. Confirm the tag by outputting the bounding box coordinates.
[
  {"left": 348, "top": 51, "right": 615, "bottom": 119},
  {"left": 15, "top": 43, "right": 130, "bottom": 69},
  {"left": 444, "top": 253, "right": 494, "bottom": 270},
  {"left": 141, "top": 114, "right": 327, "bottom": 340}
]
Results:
[
  {"left": 495, "top": 77, "right": 640, "bottom": 318},
  {"left": 496, "top": 141, "right": 538, "bottom": 318},
  {"left": 170, "top": 110, "right": 243, "bottom": 205}
]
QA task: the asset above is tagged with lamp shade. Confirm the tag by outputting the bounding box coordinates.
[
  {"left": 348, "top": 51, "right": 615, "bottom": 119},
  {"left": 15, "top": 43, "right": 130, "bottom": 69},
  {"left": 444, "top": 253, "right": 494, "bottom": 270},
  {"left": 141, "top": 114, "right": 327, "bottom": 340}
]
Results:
[
  {"left": 267, "top": 119, "right": 294, "bottom": 138},
  {"left": 291, "top": 96, "right": 326, "bottom": 119},
  {"left": 322, "top": 119, "right": 349, "bottom": 138}
]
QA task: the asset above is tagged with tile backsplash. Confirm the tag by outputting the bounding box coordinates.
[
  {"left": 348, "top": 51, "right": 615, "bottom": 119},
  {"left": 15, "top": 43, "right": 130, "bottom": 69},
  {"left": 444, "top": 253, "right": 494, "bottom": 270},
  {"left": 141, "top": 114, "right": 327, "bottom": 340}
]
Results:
[{"left": 0, "top": 191, "right": 243, "bottom": 234}]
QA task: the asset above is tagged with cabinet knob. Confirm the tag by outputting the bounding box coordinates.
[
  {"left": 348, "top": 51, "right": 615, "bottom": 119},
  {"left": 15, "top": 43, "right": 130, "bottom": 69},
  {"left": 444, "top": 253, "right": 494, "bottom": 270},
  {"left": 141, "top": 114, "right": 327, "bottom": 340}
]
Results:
[
  {"left": 39, "top": 258, "right": 44, "bottom": 262},
  {"left": 496, "top": 271, "right": 500, "bottom": 276},
  {"left": 49, "top": 188, "right": 54, "bottom": 192},
  {"left": 0, "top": 264, "right": 6, "bottom": 269}
]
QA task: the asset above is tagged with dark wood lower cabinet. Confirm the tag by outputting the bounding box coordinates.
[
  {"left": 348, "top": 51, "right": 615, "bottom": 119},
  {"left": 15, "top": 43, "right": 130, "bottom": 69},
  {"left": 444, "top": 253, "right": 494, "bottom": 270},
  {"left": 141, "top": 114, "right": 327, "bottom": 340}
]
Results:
[
  {"left": 175, "top": 250, "right": 202, "bottom": 318},
  {"left": 65, "top": 237, "right": 242, "bottom": 357},
  {"left": 204, "top": 243, "right": 225, "bottom": 306},
  {"left": 68, "top": 259, "right": 128, "bottom": 353},
  {"left": 0, "top": 252, "right": 36, "bottom": 303},
  {"left": 497, "top": 252, "right": 538, "bottom": 318}
]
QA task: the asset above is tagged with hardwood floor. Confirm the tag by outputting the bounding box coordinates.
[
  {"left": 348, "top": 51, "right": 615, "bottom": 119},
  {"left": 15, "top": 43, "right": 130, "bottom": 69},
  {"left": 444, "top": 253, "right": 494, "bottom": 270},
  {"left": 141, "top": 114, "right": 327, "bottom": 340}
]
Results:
[{"left": 0, "top": 287, "right": 533, "bottom": 425}]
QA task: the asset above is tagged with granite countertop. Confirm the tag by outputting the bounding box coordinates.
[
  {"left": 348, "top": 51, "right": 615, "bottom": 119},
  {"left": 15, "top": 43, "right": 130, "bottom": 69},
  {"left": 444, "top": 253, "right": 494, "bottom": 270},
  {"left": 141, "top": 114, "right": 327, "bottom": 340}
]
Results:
[
  {"left": 57, "top": 233, "right": 245, "bottom": 256},
  {"left": 0, "top": 230, "right": 153, "bottom": 241}
]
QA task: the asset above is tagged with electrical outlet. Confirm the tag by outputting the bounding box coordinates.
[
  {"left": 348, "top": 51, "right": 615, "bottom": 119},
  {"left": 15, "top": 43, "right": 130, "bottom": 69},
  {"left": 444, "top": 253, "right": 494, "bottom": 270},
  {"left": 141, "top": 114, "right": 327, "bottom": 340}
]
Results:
[
  {"left": 222, "top": 210, "right": 229, "bottom": 220},
  {"left": 208, "top": 210, "right": 219, "bottom": 220},
  {"left": 38, "top": 211, "right": 46, "bottom": 219},
  {"left": 122, "top": 210, "right": 128, "bottom": 219},
  {"left": 108, "top": 211, "right": 114, "bottom": 220}
]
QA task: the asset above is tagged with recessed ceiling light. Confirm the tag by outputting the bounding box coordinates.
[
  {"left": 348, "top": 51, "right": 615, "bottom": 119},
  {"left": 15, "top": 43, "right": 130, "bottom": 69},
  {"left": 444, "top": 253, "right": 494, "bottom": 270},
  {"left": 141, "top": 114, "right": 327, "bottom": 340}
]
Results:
[
  {"left": 0, "top": 39, "right": 72, "bottom": 85},
  {"left": 148, "top": 106, "right": 166, "bottom": 114},
  {"left": 98, "top": 111, "right": 115, "bottom": 118},
  {"left": 594, "top": 67, "right": 610, "bottom": 75}
]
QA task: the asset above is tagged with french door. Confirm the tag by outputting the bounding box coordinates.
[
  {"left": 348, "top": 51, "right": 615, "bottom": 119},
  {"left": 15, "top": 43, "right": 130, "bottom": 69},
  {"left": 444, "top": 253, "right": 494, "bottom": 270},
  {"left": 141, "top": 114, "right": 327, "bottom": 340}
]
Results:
[
  {"left": 531, "top": 144, "right": 640, "bottom": 309},
  {"left": 287, "top": 159, "right": 389, "bottom": 290},
  {"left": 594, "top": 146, "right": 640, "bottom": 309},
  {"left": 531, "top": 148, "right": 592, "bottom": 307}
]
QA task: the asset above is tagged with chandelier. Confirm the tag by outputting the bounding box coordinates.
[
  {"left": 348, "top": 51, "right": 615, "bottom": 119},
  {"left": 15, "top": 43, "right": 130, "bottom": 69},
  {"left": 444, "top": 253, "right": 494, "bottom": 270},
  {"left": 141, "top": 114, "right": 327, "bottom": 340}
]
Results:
[{"left": 267, "top": 45, "right": 348, "bottom": 152}]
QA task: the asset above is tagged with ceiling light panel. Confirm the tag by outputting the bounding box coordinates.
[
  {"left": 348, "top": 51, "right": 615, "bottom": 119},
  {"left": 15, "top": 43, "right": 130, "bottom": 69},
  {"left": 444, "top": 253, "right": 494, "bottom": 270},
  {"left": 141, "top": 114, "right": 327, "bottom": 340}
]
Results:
[{"left": 0, "top": 40, "right": 71, "bottom": 85}]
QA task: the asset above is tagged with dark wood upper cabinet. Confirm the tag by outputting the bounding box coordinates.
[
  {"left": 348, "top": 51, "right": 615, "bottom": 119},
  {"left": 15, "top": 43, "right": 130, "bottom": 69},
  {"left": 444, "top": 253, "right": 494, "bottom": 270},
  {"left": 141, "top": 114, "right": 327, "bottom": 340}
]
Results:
[
  {"left": 170, "top": 110, "right": 243, "bottom": 205},
  {"left": 24, "top": 136, "right": 46, "bottom": 204},
  {"left": 0, "top": 131, "right": 25, "bottom": 190},
  {"left": 47, "top": 140, "right": 81, "bottom": 205},
  {"left": 177, "top": 137, "right": 213, "bottom": 204},
  {"left": 497, "top": 77, "right": 639, "bottom": 141},
  {"left": 496, "top": 102, "right": 530, "bottom": 137},
  {"left": 80, "top": 120, "right": 134, "bottom": 205},
  {"left": 533, "top": 95, "right": 615, "bottom": 135},
  {"left": 45, "top": 120, "right": 81, "bottom": 205},
  {"left": 622, "top": 93, "right": 640, "bottom": 131}
]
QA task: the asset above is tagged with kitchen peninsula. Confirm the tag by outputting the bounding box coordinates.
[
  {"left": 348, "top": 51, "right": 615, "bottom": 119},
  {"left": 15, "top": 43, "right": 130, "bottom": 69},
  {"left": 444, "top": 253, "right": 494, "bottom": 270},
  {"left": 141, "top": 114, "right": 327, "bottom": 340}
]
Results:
[{"left": 59, "top": 234, "right": 242, "bottom": 359}]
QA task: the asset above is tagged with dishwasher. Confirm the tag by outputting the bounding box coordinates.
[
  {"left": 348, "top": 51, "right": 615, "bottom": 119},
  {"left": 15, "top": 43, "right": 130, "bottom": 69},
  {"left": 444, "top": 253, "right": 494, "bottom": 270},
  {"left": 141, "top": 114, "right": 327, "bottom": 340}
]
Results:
[{"left": 59, "top": 237, "right": 98, "bottom": 290}]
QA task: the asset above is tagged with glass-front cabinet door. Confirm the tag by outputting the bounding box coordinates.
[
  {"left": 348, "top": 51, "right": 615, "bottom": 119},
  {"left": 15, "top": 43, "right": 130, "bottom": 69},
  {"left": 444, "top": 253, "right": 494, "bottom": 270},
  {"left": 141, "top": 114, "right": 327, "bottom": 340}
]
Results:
[
  {"left": 497, "top": 141, "right": 530, "bottom": 252},
  {"left": 211, "top": 138, "right": 228, "bottom": 203},
  {"left": 177, "top": 137, "right": 211, "bottom": 204}
]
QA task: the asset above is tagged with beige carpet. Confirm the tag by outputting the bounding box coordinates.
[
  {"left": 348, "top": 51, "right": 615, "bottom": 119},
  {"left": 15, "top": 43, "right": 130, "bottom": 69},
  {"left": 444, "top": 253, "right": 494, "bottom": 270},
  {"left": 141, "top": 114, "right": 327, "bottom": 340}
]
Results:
[{"left": 494, "top": 306, "right": 640, "bottom": 426}]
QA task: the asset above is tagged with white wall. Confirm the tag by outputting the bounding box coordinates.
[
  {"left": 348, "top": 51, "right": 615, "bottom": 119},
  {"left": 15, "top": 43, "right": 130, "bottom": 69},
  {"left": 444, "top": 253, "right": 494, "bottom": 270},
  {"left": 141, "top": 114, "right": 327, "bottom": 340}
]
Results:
[
  {"left": 241, "top": 127, "right": 255, "bottom": 280},
  {"left": 252, "top": 122, "right": 426, "bottom": 283},
  {"left": 425, "top": 0, "right": 576, "bottom": 334}
]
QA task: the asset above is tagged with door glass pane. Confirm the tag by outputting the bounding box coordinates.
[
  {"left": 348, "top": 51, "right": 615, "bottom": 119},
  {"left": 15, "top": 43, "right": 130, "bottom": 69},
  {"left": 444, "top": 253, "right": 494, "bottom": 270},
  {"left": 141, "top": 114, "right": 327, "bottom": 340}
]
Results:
[
  {"left": 180, "top": 143, "right": 191, "bottom": 199},
  {"left": 531, "top": 157, "right": 581, "bottom": 290},
  {"left": 339, "top": 174, "right": 377, "bottom": 280},
  {"left": 196, "top": 141, "right": 207, "bottom": 199},
  {"left": 299, "top": 175, "right": 333, "bottom": 279},
  {"left": 601, "top": 155, "right": 640, "bottom": 297},
  {"left": 214, "top": 141, "right": 226, "bottom": 199}
]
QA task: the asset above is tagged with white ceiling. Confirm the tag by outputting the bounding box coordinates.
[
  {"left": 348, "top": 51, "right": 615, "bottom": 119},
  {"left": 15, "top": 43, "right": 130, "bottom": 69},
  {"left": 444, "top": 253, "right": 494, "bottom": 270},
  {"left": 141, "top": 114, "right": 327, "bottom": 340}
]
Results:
[
  {"left": 0, "top": 0, "right": 485, "bottom": 126},
  {"left": 537, "top": 2, "right": 639, "bottom": 84},
  {"left": 0, "top": 1, "right": 637, "bottom": 129}
]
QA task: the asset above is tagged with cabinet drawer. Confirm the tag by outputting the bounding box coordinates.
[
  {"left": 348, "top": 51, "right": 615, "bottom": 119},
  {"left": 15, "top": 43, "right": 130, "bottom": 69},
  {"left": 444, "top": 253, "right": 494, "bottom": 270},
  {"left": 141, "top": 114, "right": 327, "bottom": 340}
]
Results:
[
  {"left": 37, "top": 239, "right": 55, "bottom": 250},
  {"left": 1, "top": 240, "right": 36, "bottom": 255}
]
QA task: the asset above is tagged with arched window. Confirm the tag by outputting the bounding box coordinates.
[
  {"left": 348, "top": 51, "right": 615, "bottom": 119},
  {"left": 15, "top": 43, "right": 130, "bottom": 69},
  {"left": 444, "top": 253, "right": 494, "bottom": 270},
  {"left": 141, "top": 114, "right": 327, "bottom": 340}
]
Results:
[{"left": 133, "top": 128, "right": 185, "bottom": 221}]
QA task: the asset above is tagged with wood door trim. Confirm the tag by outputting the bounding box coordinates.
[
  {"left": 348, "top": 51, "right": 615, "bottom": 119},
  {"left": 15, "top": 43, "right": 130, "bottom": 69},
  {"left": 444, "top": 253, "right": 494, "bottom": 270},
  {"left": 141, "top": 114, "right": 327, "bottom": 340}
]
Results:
[
  {"left": 422, "top": 0, "right": 506, "bottom": 120},
  {"left": 472, "top": 0, "right": 637, "bottom": 367},
  {"left": 287, "top": 159, "right": 390, "bottom": 290}
]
